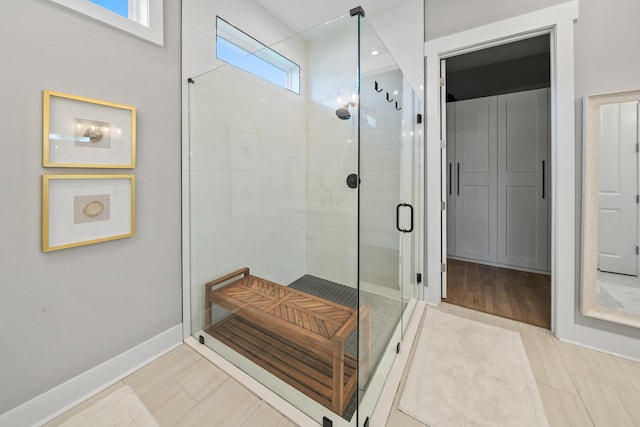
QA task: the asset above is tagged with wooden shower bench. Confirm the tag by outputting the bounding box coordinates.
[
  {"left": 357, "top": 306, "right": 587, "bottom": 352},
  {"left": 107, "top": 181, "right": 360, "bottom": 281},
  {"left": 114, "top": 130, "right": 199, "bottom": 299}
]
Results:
[{"left": 204, "top": 268, "right": 370, "bottom": 415}]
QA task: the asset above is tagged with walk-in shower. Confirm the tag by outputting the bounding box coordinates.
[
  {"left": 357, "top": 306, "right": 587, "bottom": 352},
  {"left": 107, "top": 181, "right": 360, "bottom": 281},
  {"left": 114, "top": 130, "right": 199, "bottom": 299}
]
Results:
[{"left": 188, "top": 9, "right": 421, "bottom": 426}]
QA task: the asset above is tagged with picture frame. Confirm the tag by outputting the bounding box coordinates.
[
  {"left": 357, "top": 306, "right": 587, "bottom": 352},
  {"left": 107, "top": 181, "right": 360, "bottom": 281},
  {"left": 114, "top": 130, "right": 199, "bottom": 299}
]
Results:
[
  {"left": 43, "top": 91, "right": 136, "bottom": 168},
  {"left": 42, "top": 175, "right": 136, "bottom": 252}
]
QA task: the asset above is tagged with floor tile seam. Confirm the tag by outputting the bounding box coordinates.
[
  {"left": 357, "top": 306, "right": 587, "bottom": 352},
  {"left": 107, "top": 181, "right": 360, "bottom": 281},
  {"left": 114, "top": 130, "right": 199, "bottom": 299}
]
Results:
[
  {"left": 238, "top": 400, "right": 276, "bottom": 427},
  {"left": 548, "top": 335, "right": 599, "bottom": 396},
  {"left": 612, "top": 358, "right": 640, "bottom": 393},
  {"left": 568, "top": 372, "right": 636, "bottom": 425},
  {"left": 564, "top": 354, "right": 640, "bottom": 394}
]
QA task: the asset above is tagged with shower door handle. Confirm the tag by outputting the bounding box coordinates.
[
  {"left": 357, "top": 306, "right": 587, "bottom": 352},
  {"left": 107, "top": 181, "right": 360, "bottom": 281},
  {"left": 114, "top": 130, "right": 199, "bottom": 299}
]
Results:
[{"left": 396, "top": 203, "right": 414, "bottom": 233}]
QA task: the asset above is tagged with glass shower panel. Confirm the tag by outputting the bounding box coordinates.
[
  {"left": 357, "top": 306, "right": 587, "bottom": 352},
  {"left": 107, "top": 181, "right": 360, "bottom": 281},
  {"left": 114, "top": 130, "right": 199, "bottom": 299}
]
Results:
[
  {"left": 401, "top": 79, "right": 422, "bottom": 333},
  {"left": 356, "top": 17, "right": 407, "bottom": 419},
  {"left": 189, "top": 15, "right": 361, "bottom": 425}
]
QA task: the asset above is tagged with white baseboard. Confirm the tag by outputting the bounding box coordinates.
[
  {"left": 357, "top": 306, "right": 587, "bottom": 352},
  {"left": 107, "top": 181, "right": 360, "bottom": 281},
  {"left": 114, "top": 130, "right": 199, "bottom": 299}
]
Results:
[{"left": 0, "top": 324, "right": 183, "bottom": 427}]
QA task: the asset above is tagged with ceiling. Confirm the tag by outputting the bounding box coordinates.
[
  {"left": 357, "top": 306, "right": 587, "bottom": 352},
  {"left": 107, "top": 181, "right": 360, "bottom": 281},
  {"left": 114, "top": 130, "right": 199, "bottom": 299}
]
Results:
[{"left": 252, "top": 0, "right": 419, "bottom": 34}]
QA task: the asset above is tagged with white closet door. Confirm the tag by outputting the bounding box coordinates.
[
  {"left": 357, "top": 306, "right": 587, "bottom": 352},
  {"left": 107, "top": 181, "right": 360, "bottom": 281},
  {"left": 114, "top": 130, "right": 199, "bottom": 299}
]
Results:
[
  {"left": 454, "top": 96, "right": 498, "bottom": 262},
  {"left": 447, "top": 102, "right": 455, "bottom": 256},
  {"left": 597, "top": 101, "right": 638, "bottom": 275},
  {"left": 497, "top": 88, "right": 549, "bottom": 270}
]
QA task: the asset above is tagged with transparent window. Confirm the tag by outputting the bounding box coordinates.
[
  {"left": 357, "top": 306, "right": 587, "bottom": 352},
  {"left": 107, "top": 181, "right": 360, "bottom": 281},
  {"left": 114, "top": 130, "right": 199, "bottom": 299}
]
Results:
[
  {"left": 46, "top": 0, "right": 162, "bottom": 45},
  {"left": 216, "top": 17, "right": 300, "bottom": 94},
  {"left": 89, "top": 0, "right": 128, "bottom": 18}
]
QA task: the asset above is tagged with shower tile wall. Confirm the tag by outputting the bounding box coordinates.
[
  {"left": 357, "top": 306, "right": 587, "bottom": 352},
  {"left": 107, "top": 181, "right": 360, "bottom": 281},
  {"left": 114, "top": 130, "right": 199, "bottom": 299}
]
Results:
[
  {"left": 189, "top": 40, "right": 308, "bottom": 332},
  {"left": 360, "top": 70, "right": 403, "bottom": 289},
  {"left": 183, "top": 1, "right": 306, "bottom": 333},
  {"left": 305, "top": 24, "right": 359, "bottom": 288}
]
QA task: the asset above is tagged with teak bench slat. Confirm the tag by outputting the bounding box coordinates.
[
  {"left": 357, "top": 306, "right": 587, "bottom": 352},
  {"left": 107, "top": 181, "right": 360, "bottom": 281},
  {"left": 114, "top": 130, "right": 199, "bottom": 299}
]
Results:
[{"left": 205, "top": 268, "right": 370, "bottom": 415}]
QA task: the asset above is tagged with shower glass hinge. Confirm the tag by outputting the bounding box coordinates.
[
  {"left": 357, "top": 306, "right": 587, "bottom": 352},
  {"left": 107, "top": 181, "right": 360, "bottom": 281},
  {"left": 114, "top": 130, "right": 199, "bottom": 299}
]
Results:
[
  {"left": 441, "top": 201, "right": 446, "bottom": 210},
  {"left": 441, "top": 263, "right": 447, "bottom": 273},
  {"left": 417, "top": 273, "right": 422, "bottom": 283},
  {"left": 350, "top": 6, "right": 365, "bottom": 17},
  {"left": 417, "top": 113, "right": 423, "bottom": 124},
  {"left": 636, "top": 142, "right": 639, "bottom": 152},
  {"left": 322, "top": 416, "right": 333, "bottom": 427},
  {"left": 198, "top": 335, "right": 204, "bottom": 344}
]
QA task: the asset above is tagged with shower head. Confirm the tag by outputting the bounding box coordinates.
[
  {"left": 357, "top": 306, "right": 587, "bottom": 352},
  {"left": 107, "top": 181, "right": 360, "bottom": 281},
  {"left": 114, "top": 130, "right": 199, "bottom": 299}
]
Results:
[{"left": 335, "top": 102, "right": 356, "bottom": 120}]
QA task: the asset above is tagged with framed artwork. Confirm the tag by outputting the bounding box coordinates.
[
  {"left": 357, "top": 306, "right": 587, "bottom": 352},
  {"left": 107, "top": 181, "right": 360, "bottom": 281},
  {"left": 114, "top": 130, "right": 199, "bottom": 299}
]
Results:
[
  {"left": 43, "top": 91, "right": 136, "bottom": 168},
  {"left": 42, "top": 175, "right": 136, "bottom": 252}
]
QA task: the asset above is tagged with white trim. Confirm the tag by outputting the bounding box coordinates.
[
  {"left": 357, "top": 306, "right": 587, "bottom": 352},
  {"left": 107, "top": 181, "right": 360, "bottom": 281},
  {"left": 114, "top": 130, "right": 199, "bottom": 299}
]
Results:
[
  {"left": 184, "top": 336, "right": 319, "bottom": 427},
  {"left": 0, "top": 324, "right": 182, "bottom": 427},
  {"left": 424, "top": 1, "right": 579, "bottom": 341},
  {"left": 46, "top": 0, "right": 163, "bottom": 46}
]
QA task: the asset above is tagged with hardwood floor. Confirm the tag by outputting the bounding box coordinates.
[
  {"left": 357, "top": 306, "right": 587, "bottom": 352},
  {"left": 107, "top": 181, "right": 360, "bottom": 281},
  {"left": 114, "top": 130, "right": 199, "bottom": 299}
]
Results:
[{"left": 444, "top": 258, "right": 551, "bottom": 328}]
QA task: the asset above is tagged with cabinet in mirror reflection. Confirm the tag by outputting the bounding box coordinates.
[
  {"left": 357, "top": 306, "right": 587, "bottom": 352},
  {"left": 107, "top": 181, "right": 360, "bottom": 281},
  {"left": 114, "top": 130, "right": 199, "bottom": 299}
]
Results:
[{"left": 582, "top": 89, "right": 640, "bottom": 328}]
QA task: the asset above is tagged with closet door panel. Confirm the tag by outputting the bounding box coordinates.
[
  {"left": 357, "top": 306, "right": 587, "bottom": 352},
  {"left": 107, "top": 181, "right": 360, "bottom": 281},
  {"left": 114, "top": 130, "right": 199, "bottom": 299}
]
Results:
[
  {"left": 447, "top": 103, "right": 455, "bottom": 256},
  {"left": 597, "top": 101, "right": 638, "bottom": 275},
  {"left": 455, "top": 96, "right": 498, "bottom": 262},
  {"left": 497, "top": 88, "right": 549, "bottom": 270}
]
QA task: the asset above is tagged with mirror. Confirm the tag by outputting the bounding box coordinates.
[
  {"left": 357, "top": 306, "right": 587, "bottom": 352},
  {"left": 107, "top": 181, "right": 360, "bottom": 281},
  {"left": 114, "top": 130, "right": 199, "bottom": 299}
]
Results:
[{"left": 582, "top": 89, "right": 640, "bottom": 328}]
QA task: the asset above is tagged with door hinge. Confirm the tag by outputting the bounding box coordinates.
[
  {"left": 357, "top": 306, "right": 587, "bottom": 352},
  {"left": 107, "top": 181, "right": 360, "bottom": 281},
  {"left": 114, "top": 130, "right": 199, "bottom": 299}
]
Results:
[
  {"left": 441, "top": 263, "right": 447, "bottom": 273},
  {"left": 636, "top": 142, "right": 639, "bottom": 153},
  {"left": 441, "top": 201, "right": 446, "bottom": 211},
  {"left": 637, "top": 246, "right": 639, "bottom": 255},
  {"left": 440, "top": 77, "right": 445, "bottom": 87},
  {"left": 637, "top": 195, "right": 639, "bottom": 204},
  {"left": 417, "top": 273, "right": 422, "bottom": 283},
  {"left": 417, "top": 113, "right": 423, "bottom": 124},
  {"left": 440, "top": 139, "right": 446, "bottom": 149},
  {"left": 396, "top": 342, "right": 401, "bottom": 354}
]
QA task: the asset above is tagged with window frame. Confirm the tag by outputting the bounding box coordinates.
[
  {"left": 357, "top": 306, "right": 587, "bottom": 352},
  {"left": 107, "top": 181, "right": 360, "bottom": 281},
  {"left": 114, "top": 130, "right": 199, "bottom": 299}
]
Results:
[
  {"left": 46, "top": 0, "right": 163, "bottom": 46},
  {"left": 216, "top": 17, "right": 300, "bottom": 94}
]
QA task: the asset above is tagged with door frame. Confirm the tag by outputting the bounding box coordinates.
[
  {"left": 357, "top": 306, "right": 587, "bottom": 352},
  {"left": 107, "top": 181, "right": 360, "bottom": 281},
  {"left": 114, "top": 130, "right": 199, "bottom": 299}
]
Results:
[{"left": 424, "top": 1, "right": 579, "bottom": 336}]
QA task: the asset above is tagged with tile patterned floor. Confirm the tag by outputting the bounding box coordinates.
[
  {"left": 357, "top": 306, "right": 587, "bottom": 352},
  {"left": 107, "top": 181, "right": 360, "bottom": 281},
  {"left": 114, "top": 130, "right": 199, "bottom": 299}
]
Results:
[
  {"left": 385, "top": 303, "right": 640, "bottom": 427},
  {"left": 46, "top": 303, "right": 640, "bottom": 427}
]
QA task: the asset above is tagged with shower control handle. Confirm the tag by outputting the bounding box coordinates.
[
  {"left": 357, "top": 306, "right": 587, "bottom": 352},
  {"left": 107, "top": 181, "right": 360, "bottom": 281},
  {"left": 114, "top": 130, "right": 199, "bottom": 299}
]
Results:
[{"left": 346, "top": 173, "right": 359, "bottom": 189}]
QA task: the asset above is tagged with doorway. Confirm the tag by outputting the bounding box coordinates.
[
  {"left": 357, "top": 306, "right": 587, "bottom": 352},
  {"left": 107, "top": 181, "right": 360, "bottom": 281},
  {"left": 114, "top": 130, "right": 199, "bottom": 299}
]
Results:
[
  {"left": 441, "top": 36, "right": 552, "bottom": 328},
  {"left": 424, "top": 1, "right": 580, "bottom": 338}
]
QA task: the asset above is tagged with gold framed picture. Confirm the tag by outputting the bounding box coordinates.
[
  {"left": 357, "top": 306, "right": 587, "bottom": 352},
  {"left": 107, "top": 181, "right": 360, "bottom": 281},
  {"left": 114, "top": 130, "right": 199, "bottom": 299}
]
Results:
[
  {"left": 43, "top": 91, "right": 136, "bottom": 168},
  {"left": 42, "top": 175, "right": 136, "bottom": 252}
]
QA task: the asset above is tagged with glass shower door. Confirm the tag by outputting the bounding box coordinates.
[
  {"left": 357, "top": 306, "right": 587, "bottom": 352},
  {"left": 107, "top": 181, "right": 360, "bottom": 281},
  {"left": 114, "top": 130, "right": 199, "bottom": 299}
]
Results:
[{"left": 356, "top": 17, "right": 418, "bottom": 421}]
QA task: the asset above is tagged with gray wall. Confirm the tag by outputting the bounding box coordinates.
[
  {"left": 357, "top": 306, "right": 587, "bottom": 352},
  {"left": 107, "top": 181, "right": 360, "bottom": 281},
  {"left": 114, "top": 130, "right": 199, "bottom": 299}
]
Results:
[
  {"left": 573, "top": 0, "right": 640, "bottom": 337},
  {"left": 426, "top": 0, "right": 566, "bottom": 40},
  {"left": 427, "top": 0, "right": 640, "bottom": 340},
  {"left": 0, "top": 0, "right": 182, "bottom": 414}
]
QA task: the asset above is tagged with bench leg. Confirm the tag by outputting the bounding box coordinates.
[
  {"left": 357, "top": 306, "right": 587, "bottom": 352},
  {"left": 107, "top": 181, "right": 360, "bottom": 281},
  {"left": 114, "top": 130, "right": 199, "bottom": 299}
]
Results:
[
  {"left": 359, "top": 305, "right": 372, "bottom": 385},
  {"left": 332, "top": 340, "right": 344, "bottom": 414}
]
